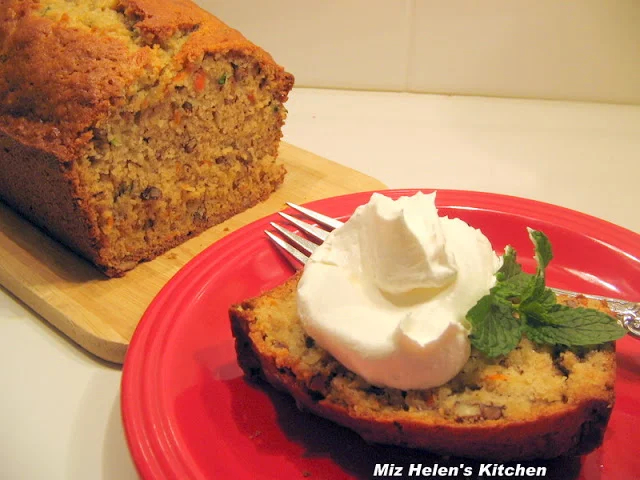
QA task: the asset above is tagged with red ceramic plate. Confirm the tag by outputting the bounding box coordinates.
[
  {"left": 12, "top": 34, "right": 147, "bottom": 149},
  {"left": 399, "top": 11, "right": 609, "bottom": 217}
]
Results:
[{"left": 121, "top": 189, "right": 640, "bottom": 480}]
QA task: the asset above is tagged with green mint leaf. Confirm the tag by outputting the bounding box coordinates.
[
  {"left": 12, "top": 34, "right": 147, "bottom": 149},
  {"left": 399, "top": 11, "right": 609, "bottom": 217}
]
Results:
[
  {"left": 497, "top": 245, "right": 522, "bottom": 281},
  {"left": 493, "top": 272, "right": 532, "bottom": 303},
  {"left": 521, "top": 273, "right": 547, "bottom": 306},
  {"left": 218, "top": 73, "right": 227, "bottom": 85},
  {"left": 538, "top": 287, "right": 557, "bottom": 309},
  {"left": 467, "top": 295, "right": 522, "bottom": 357},
  {"left": 528, "top": 228, "right": 553, "bottom": 271},
  {"left": 524, "top": 305, "right": 626, "bottom": 346},
  {"left": 519, "top": 300, "right": 549, "bottom": 322},
  {"left": 518, "top": 229, "right": 553, "bottom": 306}
]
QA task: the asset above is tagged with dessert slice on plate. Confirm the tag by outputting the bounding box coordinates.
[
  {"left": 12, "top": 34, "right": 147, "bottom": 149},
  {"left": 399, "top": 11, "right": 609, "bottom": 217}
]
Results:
[{"left": 230, "top": 192, "right": 624, "bottom": 461}]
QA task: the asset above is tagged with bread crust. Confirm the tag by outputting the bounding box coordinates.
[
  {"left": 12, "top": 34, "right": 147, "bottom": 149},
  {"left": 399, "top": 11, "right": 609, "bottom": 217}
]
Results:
[
  {"left": 0, "top": 0, "right": 292, "bottom": 158},
  {"left": 0, "top": 132, "right": 104, "bottom": 265},
  {"left": 230, "top": 274, "right": 616, "bottom": 461},
  {"left": 0, "top": 0, "right": 293, "bottom": 276}
]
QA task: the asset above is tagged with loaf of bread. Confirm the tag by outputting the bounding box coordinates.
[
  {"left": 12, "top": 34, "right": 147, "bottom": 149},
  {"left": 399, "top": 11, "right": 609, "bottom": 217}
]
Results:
[
  {"left": 230, "top": 273, "right": 616, "bottom": 461},
  {"left": 0, "top": 0, "right": 294, "bottom": 276}
]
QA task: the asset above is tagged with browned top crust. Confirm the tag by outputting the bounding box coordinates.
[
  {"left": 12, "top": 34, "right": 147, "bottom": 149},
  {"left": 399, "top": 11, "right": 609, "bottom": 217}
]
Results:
[
  {"left": 1, "top": 0, "right": 135, "bottom": 160},
  {"left": 0, "top": 0, "right": 292, "bottom": 161},
  {"left": 119, "top": 0, "right": 275, "bottom": 62}
]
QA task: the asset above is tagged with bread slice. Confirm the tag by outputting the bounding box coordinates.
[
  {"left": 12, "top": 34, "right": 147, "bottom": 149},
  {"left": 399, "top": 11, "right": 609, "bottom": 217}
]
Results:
[
  {"left": 0, "top": 0, "right": 293, "bottom": 276},
  {"left": 230, "top": 273, "right": 616, "bottom": 461}
]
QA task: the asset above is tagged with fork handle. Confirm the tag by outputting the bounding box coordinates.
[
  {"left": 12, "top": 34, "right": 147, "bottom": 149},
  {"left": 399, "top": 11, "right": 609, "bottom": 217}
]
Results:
[{"left": 550, "top": 287, "right": 640, "bottom": 339}]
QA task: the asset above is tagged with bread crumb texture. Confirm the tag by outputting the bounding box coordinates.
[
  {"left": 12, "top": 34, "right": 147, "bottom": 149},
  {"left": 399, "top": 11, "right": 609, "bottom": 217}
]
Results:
[
  {"left": 0, "top": 0, "right": 293, "bottom": 275},
  {"left": 231, "top": 278, "right": 615, "bottom": 426}
]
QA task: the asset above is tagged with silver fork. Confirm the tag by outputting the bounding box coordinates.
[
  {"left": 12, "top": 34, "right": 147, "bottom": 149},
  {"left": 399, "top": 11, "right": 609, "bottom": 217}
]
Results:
[{"left": 266, "top": 202, "right": 640, "bottom": 340}]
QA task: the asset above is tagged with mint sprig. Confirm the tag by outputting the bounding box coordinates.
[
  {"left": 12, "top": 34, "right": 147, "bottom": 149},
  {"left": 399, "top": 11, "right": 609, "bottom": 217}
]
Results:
[
  {"left": 467, "top": 229, "right": 626, "bottom": 357},
  {"left": 524, "top": 306, "right": 628, "bottom": 346},
  {"left": 466, "top": 295, "right": 522, "bottom": 357}
]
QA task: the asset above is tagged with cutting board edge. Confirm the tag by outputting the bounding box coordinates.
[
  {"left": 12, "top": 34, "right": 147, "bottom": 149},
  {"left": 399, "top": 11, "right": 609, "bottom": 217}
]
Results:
[
  {"left": 0, "top": 264, "right": 129, "bottom": 363},
  {"left": 0, "top": 143, "right": 387, "bottom": 365}
]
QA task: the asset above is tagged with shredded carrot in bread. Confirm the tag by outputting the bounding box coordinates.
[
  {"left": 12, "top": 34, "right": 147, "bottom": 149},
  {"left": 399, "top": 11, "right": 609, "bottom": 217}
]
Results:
[{"left": 194, "top": 69, "right": 207, "bottom": 92}]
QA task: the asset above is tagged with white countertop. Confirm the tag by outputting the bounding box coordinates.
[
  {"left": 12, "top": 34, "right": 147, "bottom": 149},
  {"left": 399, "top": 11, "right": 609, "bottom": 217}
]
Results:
[{"left": 1, "top": 89, "right": 639, "bottom": 479}]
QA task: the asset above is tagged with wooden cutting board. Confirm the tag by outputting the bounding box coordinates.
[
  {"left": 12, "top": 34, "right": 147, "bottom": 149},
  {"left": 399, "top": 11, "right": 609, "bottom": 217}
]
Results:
[{"left": 0, "top": 142, "right": 385, "bottom": 364}]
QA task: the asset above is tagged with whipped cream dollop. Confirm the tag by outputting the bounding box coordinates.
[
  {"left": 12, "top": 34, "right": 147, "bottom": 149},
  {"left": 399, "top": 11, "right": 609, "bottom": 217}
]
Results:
[{"left": 297, "top": 192, "right": 501, "bottom": 390}]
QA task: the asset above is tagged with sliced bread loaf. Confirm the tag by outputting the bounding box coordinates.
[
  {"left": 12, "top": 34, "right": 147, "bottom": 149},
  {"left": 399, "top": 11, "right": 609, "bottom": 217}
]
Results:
[{"left": 0, "top": 0, "right": 293, "bottom": 276}]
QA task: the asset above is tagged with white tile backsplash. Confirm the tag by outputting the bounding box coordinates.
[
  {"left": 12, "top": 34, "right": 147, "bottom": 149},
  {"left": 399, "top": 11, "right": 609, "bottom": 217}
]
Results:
[
  {"left": 199, "top": 0, "right": 413, "bottom": 91},
  {"left": 409, "top": 0, "right": 640, "bottom": 104},
  {"left": 196, "top": 0, "right": 640, "bottom": 104}
]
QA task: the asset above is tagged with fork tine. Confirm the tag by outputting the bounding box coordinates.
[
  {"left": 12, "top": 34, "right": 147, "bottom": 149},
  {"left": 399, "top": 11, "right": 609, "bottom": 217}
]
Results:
[
  {"left": 265, "top": 230, "right": 309, "bottom": 265},
  {"left": 269, "top": 222, "right": 319, "bottom": 255},
  {"left": 286, "top": 202, "right": 344, "bottom": 230},
  {"left": 278, "top": 212, "right": 330, "bottom": 242}
]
